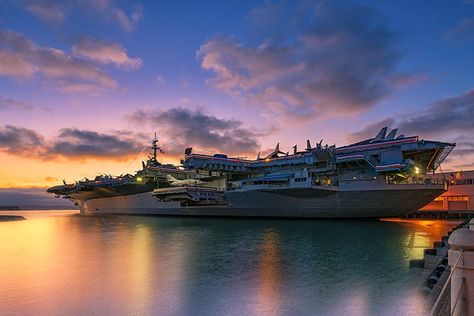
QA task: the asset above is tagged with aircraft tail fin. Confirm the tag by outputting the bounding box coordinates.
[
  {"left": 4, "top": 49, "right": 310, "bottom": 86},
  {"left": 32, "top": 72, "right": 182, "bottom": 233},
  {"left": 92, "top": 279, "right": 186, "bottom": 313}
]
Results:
[
  {"left": 166, "top": 174, "right": 177, "bottom": 182},
  {"left": 385, "top": 128, "right": 398, "bottom": 140},
  {"left": 372, "top": 127, "right": 388, "bottom": 142}
]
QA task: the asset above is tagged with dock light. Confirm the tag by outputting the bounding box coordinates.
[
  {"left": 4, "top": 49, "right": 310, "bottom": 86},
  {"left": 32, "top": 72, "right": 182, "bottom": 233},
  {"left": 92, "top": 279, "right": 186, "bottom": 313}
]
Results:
[
  {"left": 264, "top": 158, "right": 271, "bottom": 162},
  {"left": 414, "top": 167, "right": 420, "bottom": 174},
  {"left": 136, "top": 177, "right": 143, "bottom": 182}
]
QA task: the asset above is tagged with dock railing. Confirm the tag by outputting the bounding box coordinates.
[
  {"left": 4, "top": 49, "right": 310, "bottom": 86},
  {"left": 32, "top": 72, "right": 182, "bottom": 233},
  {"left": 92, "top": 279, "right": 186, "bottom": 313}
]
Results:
[
  {"left": 429, "top": 252, "right": 463, "bottom": 316},
  {"left": 386, "top": 176, "right": 447, "bottom": 186},
  {"left": 431, "top": 225, "right": 474, "bottom": 316}
]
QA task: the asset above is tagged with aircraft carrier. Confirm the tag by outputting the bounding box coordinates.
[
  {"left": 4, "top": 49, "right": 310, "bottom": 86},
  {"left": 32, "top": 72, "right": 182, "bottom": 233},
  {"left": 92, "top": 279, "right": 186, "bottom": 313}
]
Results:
[{"left": 47, "top": 128, "right": 455, "bottom": 218}]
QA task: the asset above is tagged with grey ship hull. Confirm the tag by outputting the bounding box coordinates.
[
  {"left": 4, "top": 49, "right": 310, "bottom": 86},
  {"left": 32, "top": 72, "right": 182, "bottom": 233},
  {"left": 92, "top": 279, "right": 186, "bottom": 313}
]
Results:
[{"left": 78, "top": 185, "right": 444, "bottom": 218}]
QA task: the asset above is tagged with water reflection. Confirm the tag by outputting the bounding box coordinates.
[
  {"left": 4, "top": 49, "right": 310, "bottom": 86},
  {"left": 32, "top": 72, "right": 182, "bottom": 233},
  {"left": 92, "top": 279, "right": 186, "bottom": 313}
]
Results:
[
  {"left": 257, "top": 230, "right": 281, "bottom": 315},
  {"left": 0, "top": 212, "right": 459, "bottom": 315}
]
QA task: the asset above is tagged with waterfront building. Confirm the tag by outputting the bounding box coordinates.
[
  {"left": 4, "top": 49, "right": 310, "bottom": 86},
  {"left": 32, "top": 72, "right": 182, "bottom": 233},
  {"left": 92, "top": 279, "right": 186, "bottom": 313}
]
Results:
[{"left": 422, "top": 170, "right": 474, "bottom": 211}]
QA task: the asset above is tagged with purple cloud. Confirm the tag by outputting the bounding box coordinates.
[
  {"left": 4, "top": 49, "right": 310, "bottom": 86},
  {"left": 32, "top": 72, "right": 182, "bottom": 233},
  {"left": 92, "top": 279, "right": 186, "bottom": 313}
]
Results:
[{"left": 0, "top": 29, "right": 117, "bottom": 93}]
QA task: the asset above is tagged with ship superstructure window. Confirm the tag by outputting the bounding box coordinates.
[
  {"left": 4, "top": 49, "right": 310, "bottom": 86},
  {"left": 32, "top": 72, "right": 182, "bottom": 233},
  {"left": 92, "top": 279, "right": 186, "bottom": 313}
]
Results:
[
  {"left": 294, "top": 177, "right": 307, "bottom": 182},
  {"left": 454, "top": 179, "right": 474, "bottom": 185},
  {"left": 447, "top": 196, "right": 469, "bottom": 201}
]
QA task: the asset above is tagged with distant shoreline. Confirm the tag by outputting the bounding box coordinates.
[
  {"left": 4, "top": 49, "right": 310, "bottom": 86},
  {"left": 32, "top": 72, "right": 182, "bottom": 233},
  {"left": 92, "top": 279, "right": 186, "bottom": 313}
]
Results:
[
  {"left": 0, "top": 206, "right": 78, "bottom": 211},
  {"left": 0, "top": 215, "right": 26, "bottom": 221},
  {"left": 0, "top": 205, "right": 20, "bottom": 210}
]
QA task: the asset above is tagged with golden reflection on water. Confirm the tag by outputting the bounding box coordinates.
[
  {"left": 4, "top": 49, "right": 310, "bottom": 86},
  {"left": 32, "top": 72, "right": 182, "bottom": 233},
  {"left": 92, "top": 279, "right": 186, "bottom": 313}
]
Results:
[
  {"left": 0, "top": 212, "right": 461, "bottom": 315},
  {"left": 257, "top": 229, "right": 281, "bottom": 315},
  {"left": 382, "top": 219, "right": 459, "bottom": 260},
  {"left": 0, "top": 213, "right": 190, "bottom": 315},
  {"left": 129, "top": 226, "right": 152, "bottom": 313}
]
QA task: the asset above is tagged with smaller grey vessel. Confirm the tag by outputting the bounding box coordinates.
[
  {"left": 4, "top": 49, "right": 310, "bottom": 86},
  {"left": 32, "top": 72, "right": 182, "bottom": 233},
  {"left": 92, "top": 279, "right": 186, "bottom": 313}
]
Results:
[{"left": 48, "top": 127, "right": 455, "bottom": 218}]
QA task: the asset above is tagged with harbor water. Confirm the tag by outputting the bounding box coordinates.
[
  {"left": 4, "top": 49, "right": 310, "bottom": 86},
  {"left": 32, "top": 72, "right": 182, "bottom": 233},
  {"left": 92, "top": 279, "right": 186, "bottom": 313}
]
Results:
[{"left": 0, "top": 211, "right": 460, "bottom": 315}]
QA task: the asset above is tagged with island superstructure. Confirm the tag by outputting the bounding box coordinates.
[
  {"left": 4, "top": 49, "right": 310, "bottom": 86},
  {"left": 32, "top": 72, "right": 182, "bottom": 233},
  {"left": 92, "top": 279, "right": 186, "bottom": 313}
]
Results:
[{"left": 48, "top": 127, "right": 455, "bottom": 218}]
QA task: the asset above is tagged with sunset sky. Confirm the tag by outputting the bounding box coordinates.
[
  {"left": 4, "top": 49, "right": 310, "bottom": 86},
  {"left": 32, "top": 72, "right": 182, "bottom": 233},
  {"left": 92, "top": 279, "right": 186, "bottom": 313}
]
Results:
[{"left": 1, "top": 0, "right": 474, "bottom": 188}]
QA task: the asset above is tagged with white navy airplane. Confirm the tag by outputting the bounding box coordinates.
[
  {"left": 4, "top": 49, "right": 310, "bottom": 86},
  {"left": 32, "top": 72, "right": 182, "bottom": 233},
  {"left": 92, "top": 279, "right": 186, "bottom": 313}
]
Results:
[{"left": 166, "top": 174, "right": 204, "bottom": 187}]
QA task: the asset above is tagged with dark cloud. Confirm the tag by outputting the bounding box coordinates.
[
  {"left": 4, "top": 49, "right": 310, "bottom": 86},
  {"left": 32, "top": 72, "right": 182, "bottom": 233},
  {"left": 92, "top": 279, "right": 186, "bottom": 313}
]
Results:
[
  {"left": 0, "top": 125, "right": 45, "bottom": 154},
  {"left": 0, "top": 125, "right": 144, "bottom": 160},
  {"left": 0, "top": 96, "right": 34, "bottom": 111},
  {"left": 350, "top": 89, "right": 474, "bottom": 141},
  {"left": 49, "top": 128, "right": 142, "bottom": 158},
  {"left": 396, "top": 89, "right": 474, "bottom": 137},
  {"left": 198, "top": 0, "right": 404, "bottom": 119},
  {"left": 127, "top": 107, "right": 265, "bottom": 155}
]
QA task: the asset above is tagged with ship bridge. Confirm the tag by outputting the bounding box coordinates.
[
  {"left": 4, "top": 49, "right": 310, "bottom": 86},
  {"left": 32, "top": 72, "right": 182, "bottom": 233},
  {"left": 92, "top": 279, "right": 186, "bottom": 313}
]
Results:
[
  {"left": 402, "top": 140, "right": 455, "bottom": 173},
  {"left": 336, "top": 127, "right": 455, "bottom": 173}
]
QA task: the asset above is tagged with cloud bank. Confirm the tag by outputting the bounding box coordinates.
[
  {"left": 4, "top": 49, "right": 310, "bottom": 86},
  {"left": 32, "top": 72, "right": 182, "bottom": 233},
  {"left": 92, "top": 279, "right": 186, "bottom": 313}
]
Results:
[
  {"left": 351, "top": 89, "right": 474, "bottom": 139},
  {"left": 198, "top": 0, "right": 404, "bottom": 120},
  {"left": 0, "top": 126, "right": 143, "bottom": 160},
  {"left": 0, "top": 107, "right": 265, "bottom": 160},
  {"left": 49, "top": 128, "right": 142, "bottom": 158},
  {"left": 0, "top": 125, "right": 45, "bottom": 155},
  {"left": 127, "top": 107, "right": 265, "bottom": 155}
]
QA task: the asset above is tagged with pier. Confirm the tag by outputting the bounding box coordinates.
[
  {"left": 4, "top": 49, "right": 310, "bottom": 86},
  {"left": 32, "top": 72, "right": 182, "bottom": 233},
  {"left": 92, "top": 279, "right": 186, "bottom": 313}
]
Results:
[
  {"left": 405, "top": 210, "right": 474, "bottom": 220},
  {"left": 410, "top": 219, "right": 474, "bottom": 315}
]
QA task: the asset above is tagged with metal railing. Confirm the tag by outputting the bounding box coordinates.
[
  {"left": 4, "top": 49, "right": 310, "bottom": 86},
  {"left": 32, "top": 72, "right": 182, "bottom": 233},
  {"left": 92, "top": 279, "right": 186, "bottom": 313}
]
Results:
[
  {"left": 386, "top": 177, "right": 447, "bottom": 185},
  {"left": 430, "top": 252, "right": 463, "bottom": 316},
  {"left": 364, "top": 154, "right": 379, "bottom": 168}
]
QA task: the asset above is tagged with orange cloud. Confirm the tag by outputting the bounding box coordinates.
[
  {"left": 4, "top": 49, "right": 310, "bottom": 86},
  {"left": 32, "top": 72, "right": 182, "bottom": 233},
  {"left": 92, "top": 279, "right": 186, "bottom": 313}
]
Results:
[{"left": 72, "top": 37, "right": 142, "bottom": 69}]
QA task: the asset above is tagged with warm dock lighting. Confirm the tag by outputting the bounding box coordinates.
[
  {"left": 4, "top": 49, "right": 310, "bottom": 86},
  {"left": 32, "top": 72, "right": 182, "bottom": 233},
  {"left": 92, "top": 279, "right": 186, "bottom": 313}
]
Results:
[
  {"left": 136, "top": 177, "right": 143, "bottom": 182},
  {"left": 414, "top": 167, "right": 420, "bottom": 174}
]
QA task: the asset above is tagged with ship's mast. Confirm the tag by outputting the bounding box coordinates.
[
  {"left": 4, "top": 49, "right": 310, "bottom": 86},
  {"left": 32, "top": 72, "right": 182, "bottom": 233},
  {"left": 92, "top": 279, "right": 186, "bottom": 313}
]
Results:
[
  {"left": 152, "top": 133, "right": 158, "bottom": 161},
  {"left": 148, "top": 133, "right": 163, "bottom": 166}
]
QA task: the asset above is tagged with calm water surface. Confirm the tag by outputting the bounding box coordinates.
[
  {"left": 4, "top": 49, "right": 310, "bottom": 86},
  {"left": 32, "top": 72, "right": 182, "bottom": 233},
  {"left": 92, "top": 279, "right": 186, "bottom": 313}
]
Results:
[{"left": 0, "top": 211, "right": 460, "bottom": 315}]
